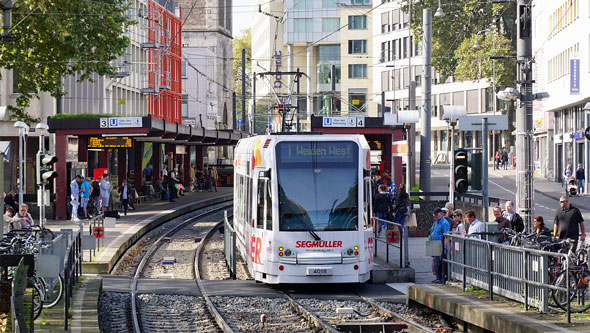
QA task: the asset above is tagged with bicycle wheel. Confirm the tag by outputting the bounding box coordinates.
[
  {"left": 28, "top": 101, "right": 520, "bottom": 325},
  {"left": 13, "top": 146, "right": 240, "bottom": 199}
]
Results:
[
  {"left": 27, "top": 278, "right": 44, "bottom": 320},
  {"left": 551, "top": 270, "right": 590, "bottom": 312},
  {"left": 42, "top": 275, "right": 64, "bottom": 308}
]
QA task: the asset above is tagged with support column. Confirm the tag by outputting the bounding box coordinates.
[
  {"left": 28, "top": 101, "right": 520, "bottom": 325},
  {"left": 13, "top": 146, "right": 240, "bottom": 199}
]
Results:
[
  {"left": 152, "top": 143, "right": 161, "bottom": 180},
  {"left": 55, "top": 132, "right": 68, "bottom": 220},
  {"left": 306, "top": 43, "right": 312, "bottom": 130},
  {"left": 77, "top": 137, "right": 88, "bottom": 162},
  {"left": 393, "top": 128, "right": 403, "bottom": 186},
  {"left": 196, "top": 146, "right": 204, "bottom": 170},
  {"left": 134, "top": 142, "right": 143, "bottom": 191},
  {"left": 287, "top": 44, "right": 293, "bottom": 93},
  {"left": 183, "top": 146, "right": 190, "bottom": 185},
  {"left": 419, "top": 8, "right": 432, "bottom": 193},
  {"left": 117, "top": 149, "right": 126, "bottom": 186}
]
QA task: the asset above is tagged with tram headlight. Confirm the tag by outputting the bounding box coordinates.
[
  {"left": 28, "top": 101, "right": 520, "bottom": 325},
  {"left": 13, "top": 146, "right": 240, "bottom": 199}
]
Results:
[
  {"left": 346, "top": 248, "right": 353, "bottom": 256},
  {"left": 284, "top": 249, "right": 292, "bottom": 256}
]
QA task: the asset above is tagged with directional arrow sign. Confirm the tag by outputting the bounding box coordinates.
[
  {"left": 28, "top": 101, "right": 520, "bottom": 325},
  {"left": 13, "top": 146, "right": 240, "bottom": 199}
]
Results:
[{"left": 458, "top": 115, "right": 508, "bottom": 131}]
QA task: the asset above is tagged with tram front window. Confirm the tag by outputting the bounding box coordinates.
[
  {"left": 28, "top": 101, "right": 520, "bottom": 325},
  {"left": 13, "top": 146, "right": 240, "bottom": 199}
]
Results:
[{"left": 277, "top": 141, "right": 359, "bottom": 232}]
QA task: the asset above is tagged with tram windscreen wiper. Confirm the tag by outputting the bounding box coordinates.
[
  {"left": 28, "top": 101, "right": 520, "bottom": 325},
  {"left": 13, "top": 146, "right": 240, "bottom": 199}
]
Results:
[{"left": 280, "top": 203, "right": 321, "bottom": 241}]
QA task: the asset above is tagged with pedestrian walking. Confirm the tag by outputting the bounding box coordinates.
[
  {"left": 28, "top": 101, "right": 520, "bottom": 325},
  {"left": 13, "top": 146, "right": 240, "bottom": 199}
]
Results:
[
  {"left": 208, "top": 165, "right": 218, "bottom": 192},
  {"left": 143, "top": 163, "right": 153, "bottom": 183},
  {"left": 563, "top": 162, "right": 573, "bottom": 194},
  {"left": 576, "top": 163, "right": 585, "bottom": 195},
  {"left": 429, "top": 208, "right": 450, "bottom": 284},
  {"left": 466, "top": 211, "right": 484, "bottom": 238},
  {"left": 503, "top": 201, "right": 524, "bottom": 233},
  {"left": 91, "top": 177, "right": 101, "bottom": 210},
  {"left": 161, "top": 164, "right": 168, "bottom": 177},
  {"left": 391, "top": 184, "right": 409, "bottom": 225},
  {"left": 373, "top": 185, "right": 391, "bottom": 236},
  {"left": 189, "top": 164, "right": 197, "bottom": 192},
  {"left": 553, "top": 195, "right": 585, "bottom": 250},
  {"left": 70, "top": 175, "right": 82, "bottom": 221},
  {"left": 501, "top": 150, "right": 509, "bottom": 170},
  {"left": 494, "top": 151, "right": 501, "bottom": 170},
  {"left": 100, "top": 175, "right": 111, "bottom": 214},
  {"left": 119, "top": 180, "right": 131, "bottom": 215},
  {"left": 80, "top": 177, "right": 91, "bottom": 219}
]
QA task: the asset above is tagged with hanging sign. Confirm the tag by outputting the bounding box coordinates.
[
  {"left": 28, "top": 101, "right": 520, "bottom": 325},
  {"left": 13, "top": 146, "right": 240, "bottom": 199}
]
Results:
[{"left": 88, "top": 136, "right": 133, "bottom": 148}]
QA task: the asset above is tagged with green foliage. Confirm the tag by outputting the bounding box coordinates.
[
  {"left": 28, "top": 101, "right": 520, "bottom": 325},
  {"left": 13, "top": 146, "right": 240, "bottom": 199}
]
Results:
[
  {"left": 410, "top": 184, "right": 420, "bottom": 201},
  {"left": 0, "top": 0, "right": 134, "bottom": 124},
  {"left": 401, "top": 0, "right": 515, "bottom": 83},
  {"left": 51, "top": 113, "right": 120, "bottom": 120},
  {"left": 454, "top": 30, "right": 515, "bottom": 89},
  {"left": 232, "top": 28, "right": 252, "bottom": 112}
]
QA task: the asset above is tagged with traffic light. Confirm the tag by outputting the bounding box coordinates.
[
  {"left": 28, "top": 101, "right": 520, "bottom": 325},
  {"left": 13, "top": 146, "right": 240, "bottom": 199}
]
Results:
[
  {"left": 468, "top": 151, "right": 483, "bottom": 190},
  {"left": 36, "top": 152, "right": 58, "bottom": 184},
  {"left": 454, "top": 149, "right": 468, "bottom": 193}
]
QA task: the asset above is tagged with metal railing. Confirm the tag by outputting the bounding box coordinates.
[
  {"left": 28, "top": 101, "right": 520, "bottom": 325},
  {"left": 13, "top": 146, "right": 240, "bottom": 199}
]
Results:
[
  {"left": 372, "top": 217, "right": 409, "bottom": 268},
  {"left": 443, "top": 233, "right": 574, "bottom": 323},
  {"left": 223, "top": 211, "right": 237, "bottom": 280},
  {"left": 408, "top": 191, "right": 505, "bottom": 207}
]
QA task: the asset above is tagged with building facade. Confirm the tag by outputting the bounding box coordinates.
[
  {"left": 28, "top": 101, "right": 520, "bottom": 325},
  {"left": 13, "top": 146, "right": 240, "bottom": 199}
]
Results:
[
  {"left": 252, "top": 0, "right": 376, "bottom": 132},
  {"left": 532, "top": 0, "right": 589, "bottom": 190}
]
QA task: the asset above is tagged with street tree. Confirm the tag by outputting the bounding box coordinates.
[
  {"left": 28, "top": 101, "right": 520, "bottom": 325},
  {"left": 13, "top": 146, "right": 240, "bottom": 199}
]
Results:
[
  {"left": 454, "top": 30, "right": 516, "bottom": 147},
  {"left": 400, "top": 0, "right": 514, "bottom": 82},
  {"left": 232, "top": 28, "right": 251, "bottom": 114},
  {"left": 0, "top": 0, "right": 133, "bottom": 124}
]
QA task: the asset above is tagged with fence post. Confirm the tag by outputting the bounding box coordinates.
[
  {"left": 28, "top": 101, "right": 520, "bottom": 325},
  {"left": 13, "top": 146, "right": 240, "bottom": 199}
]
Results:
[
  {"left": 567, "top": 260, "right": 571, "bottom": 323},
  {"left": 522, "top": 248, "right": 532, "bottom": 311},
  {"left": 373, "top": 218, "right": 377, "bottom": 257},
  {"left": 488, "top": 242, "right": 493, "bottom": 301},
  {"left": 11, "top": 258, "right": 28, "bottom": 332},
  {"left": 462, "top": 238, "right": 466, "bottom": 291},
  {"left": 399, "top": 226, "right": 403, "bottom": 268}
]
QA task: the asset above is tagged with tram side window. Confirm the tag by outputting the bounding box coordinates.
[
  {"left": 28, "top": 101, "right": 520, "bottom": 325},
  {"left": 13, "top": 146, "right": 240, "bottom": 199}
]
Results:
[
  {"left": 257, "top": 179, "right": 265, "bottom": 228},
  {"left": 265, "top": 180, "right": 272, "bottom": 231},
  {"left": 363, "top": 178, "right": 371, "bottom": 229}
]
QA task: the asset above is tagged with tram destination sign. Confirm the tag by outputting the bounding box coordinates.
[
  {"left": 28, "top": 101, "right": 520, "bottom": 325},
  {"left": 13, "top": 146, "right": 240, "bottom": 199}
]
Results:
[
  {"left": 278, "top": 142, "right": 356, "bottom": 164},
  {"left": 88, "top": 136, "right": 133, "bottom": 148}
]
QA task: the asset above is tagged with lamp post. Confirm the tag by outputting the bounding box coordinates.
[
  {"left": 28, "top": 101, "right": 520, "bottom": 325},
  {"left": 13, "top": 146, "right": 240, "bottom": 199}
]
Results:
[
  {"left": 14, "top": 121, "right": 29, "bottom": 205},
  {"left": 583, "top": 102, "right": 590, "bottom": 195}
]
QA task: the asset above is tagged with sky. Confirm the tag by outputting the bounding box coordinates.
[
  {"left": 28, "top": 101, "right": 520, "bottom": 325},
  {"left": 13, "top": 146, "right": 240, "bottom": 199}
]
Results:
[{"left": 233, "top": 0, "right": 256, "bottom": 38}]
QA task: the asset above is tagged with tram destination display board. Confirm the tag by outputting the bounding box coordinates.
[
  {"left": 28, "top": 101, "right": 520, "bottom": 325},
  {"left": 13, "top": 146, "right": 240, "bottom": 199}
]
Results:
[{"left": 88, "top": 136, "right": 133, "bottom": 148}]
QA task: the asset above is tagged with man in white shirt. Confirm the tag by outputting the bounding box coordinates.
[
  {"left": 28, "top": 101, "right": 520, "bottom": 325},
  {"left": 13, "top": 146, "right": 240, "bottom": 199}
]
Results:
[
  {"left": 466, "top": 210, "right": 484, "bottom": 238},
  {"left": 70, "top": 175, "right": 82, "bottom": 221}
]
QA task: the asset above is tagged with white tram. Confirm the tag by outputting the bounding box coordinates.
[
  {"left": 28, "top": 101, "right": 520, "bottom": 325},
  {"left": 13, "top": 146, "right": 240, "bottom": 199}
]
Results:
[{"left": 233, "top": 134, "right": 374, "bottom": 284}]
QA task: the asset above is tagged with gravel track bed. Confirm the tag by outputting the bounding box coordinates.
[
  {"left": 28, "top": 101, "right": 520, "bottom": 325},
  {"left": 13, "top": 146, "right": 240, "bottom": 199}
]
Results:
[
  {"left": 376, "top": 301, "right": 459, "bottom": 332},
  {"left": 201, "top": 231, "right": 252, "bottom": 280},
  {"left": 112, "top": 203, "right": 231, "bottom": 276},
  {"left": 141, "top": 211, "right": 224, "bottom": 279},
  {"left": 99, "top": 291, "right": 132, "bottom": 332},
  {"left": 137, "top": 294, "right": 220, "bottom": 332},
  {"left": 211, "top": 296, "right": 320, "bottom": 333},
  {"left": 297, "top": 298, "right": 390, "bottom": 326}
]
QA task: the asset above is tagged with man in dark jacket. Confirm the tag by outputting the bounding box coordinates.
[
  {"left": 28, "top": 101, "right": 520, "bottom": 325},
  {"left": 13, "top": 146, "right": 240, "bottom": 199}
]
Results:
[
  {"left": 90, "top": 178, "right": 101, "bottom": 210},
  {"left": 493, "top": 206, "right": 512, "bottom": 244},
  {"left": 373, "top": 185, "right": 391, "bottom": 235},
  {"left": 392, "top": 184, "right": 409, "bottom": 225},
  {"left": 503, "top": 201, "right": 524, "bottom": 233}
]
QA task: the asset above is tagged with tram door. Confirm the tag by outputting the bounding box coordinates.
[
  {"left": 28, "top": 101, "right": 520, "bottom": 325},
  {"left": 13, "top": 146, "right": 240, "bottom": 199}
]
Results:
[{"left": 255, "top": 172, "right": 272, "bottom": 271}]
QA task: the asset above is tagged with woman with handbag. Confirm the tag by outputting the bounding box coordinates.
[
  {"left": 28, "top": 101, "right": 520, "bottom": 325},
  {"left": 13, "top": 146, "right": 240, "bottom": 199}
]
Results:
[{"left": 428, "top": 208, "right": 450, "bottom": 284}]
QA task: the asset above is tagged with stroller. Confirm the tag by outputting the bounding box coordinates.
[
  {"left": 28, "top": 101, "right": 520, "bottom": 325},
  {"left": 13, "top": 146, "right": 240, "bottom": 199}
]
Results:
[{"left": 567, "top": 176, "right": 578, "bottom": 196}]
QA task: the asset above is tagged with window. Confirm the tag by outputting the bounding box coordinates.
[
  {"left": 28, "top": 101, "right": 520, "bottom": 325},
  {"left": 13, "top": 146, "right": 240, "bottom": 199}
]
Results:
[
  {"left": 352, "top": 0, "right": 371, "bottom": 4},
  {"left": 348, "top": 64, "right": 367, "bottom": 78},
  {"left": 453, "top": 91, "right": 465, "bottom": 107},
  {"left": 294, "top": 18, "right": 312, "bottom": 33},
  {"left": 348, "top": 40, "right": 367, "bottom": 54},
  {"left": 294, "top": 0, "right": 312, "bottom": 9},
  {"left": 318, "top": 64, "right": 341, "bottom": 84},
  {"left": 322, "top": 18, "right": 340, "bottom": 33},
  {"left": 391, "top": 9, "right": 400, "bottom": 30},
  {"left": 12, "top": 68, "right": 21, "bottom": 94},
  {"left": 402, "top": 10, "right": 410, "bottom": 28},
  {"left": 182, "top": 95, "right": 188, "bottom": 117},
  {"left": 466, "top": 89, "right": 479, "bottom": 113},
  {"left": 381, "top": 71, "right": 390, "bottom": 91},
  {"left": 403, "top": 67, "right": 409, "bottom": 88},
  {"left": 381, "top": 12, "right": 389, "bottom": 33},
  {"left": 391, "top": 39, "right": 397, "bottom": 60},
  {"left": 381, "top": 42, "right": 388, "bottom": 61},
  {"left": 181, "top": 60, "right": 187, "bottom": 78},
  {"left": 349, "top": 91, "right": 367, "bottom": 112},
  {"left": 348, "top": 15, "right": 367, "bottom": 29},
  {"left": 318, "top": 44, "right": 340, "bottom": 61},
  {"left": 393, "top": 68, "right": 401, "bottom": 90},
  {"left": 322, "top": 0, "right": 336, "bottom": 8},
  {"left": 402, "top": 37, "right": 408, "bottom": 58}
]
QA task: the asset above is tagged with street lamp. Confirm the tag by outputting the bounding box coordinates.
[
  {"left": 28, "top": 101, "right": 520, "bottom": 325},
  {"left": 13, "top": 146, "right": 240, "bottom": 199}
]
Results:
[
  {"left": 434, "top": 0, "right": 445, "bottom": 18},
  {"left": 14, "top": 121, "right": 29, "bottom": 205}
]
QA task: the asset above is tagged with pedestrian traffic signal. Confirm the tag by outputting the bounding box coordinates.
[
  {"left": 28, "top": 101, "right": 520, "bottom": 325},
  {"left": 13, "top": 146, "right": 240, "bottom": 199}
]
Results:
[
  {"left": 454, "top": 149, "right": 468, "bottom": 193},
  {"left": 468, "top": 151, "right": 483, "bottom": 190},
  {"left": 36, "top": 152, "right": 58, "bottom": 184}
]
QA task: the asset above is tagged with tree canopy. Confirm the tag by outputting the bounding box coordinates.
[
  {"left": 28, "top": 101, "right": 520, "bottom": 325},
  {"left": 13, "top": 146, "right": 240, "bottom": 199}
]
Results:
[
  {"left": 401, "top": 0, "right": 515, "bottom": 83},
  {"left": 0, "top": 0, "right": 134, "bottom": 124},
  {"left": 232, "top": 28, "right": 251, "bottom": 100}
]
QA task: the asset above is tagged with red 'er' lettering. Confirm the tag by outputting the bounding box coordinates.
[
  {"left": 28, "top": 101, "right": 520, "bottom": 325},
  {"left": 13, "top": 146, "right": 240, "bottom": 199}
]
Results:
[
  {"left": 255, "top": 237, "right": 262, "bottom": 264},
  {"left": 251, "top": 236, "right": 263, "bottom": 264}
]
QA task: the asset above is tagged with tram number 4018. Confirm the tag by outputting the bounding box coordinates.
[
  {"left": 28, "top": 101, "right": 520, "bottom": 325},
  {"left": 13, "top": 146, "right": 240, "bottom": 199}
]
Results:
[{"left": 306, "top": 267, "right": 333, "bottom": 276}]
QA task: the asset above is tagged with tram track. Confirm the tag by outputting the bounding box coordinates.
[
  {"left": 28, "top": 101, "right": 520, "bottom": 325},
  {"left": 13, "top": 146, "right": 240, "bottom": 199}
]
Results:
[{"left": 99, "top": 203, "right": 231, "bottom": 333}]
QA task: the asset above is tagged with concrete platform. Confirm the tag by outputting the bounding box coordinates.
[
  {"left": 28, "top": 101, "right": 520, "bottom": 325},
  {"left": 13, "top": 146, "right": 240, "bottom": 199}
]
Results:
[
  {"left": 44, "top": 188, "right": 233, "bottom": 274},
  {"left": 408, "top": 284, "right": 590, "bottom": 333}
]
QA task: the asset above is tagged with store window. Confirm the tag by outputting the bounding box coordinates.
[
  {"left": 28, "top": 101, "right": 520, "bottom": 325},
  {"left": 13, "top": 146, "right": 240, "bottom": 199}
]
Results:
[
  {"left": 318, "top": 64, "right": 341, "bottom": 85},
  {"left": 349, "top": 91, "right": 367, "bottom": 112}
]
